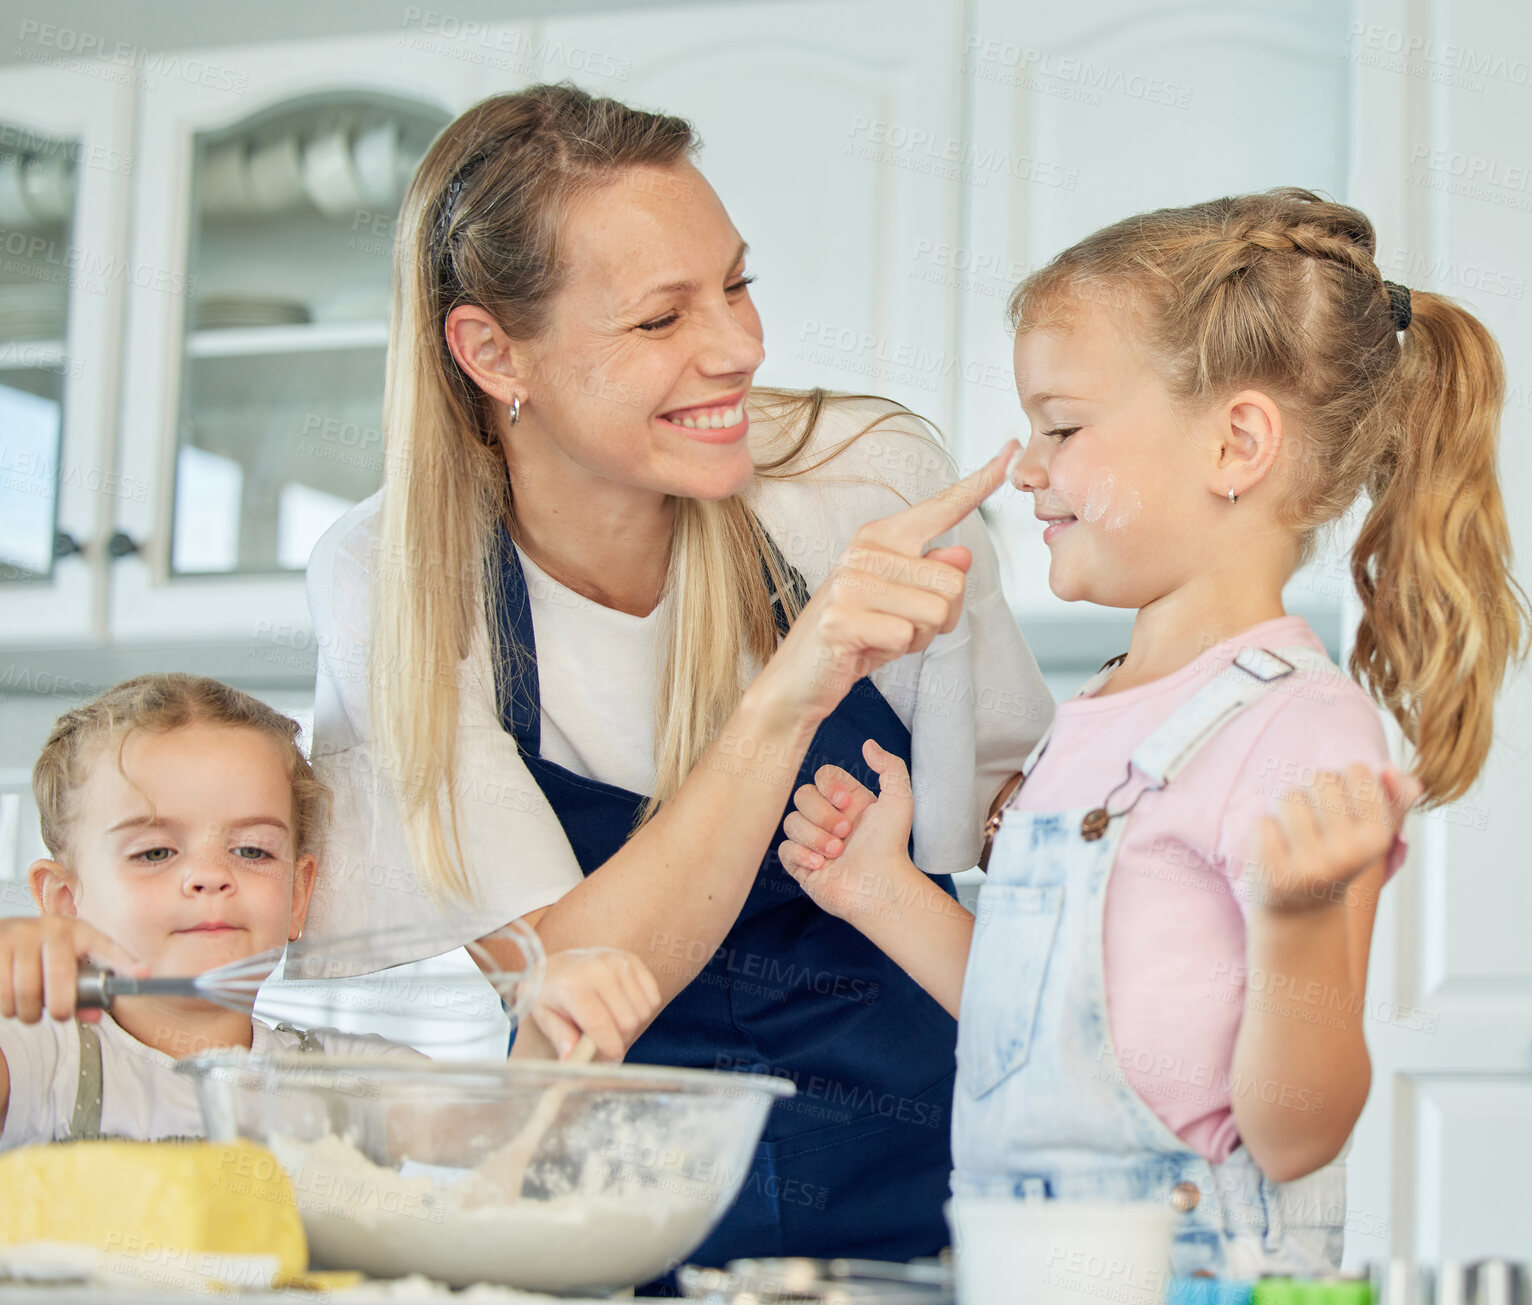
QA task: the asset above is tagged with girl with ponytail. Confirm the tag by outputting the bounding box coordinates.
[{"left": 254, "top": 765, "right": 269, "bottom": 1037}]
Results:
[
  {"left": 304, "top": 83, "right": 1053, "bottom": 1270},
  {"left": 782, "top": 187, "right": 1528, "bottom": 1274}
]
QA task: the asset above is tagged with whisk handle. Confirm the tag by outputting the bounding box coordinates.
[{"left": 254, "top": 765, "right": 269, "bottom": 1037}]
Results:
[
  {"left": 75, "top": 969, "right": 198, "bottom": 1008},
  {"left": 75, "top": 968, "right": 125, "bottom": 1010}
]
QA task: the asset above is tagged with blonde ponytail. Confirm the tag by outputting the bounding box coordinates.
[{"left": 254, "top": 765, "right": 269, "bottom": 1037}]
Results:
[{"left": 1352, "top": 290, "right": 1530, "bottom": 804}]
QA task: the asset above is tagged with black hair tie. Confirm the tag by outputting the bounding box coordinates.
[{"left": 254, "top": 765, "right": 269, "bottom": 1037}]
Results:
[{"left": 1383, "top": 279, "right": 1413, "bottom": 332}]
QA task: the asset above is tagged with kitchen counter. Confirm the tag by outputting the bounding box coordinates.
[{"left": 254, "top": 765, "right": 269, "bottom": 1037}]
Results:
[{"left": 0, "top": 1278, "right": 621, "bottom": 1303}]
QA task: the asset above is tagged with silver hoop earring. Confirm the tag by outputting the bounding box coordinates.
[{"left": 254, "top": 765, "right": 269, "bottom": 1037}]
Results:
[
  {"left": 1228, "top": 488, "right": 1238, "bottom": 504},
  {"left": 510, "top": 396, "right": 521, "bottom": 425}
]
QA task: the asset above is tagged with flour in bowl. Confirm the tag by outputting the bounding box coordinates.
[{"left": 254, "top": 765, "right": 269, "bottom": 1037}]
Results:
[{"left": 268, "top": 1128, "right": 727, "bottom": 1293}]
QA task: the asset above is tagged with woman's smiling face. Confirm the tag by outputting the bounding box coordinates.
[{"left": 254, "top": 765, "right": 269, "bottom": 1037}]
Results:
[
  {"left": 1009, "top": 299, "right": 1226, "bottom": 608},
  {"left": 513, "top": 160, "right": 766, "bottom": 502}
]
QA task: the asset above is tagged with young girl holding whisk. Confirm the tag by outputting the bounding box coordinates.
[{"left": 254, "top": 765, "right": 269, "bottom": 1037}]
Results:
[
  {"left": 779, "top": 189, "right": 1528, "bottom": 1274},
  {"left": 0, "top": 673, "right": 659, "bottom": 1147}
]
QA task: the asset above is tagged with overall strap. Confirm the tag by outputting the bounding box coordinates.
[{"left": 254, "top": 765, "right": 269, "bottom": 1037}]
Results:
[
  {"left": 274, "top": 1022, "right": 325, "bottom": 1053},
  {"left": 982, "top": 655, "right": 1124, "bottom": 867},
  {"left": 67, "top": 1019, "right": 104, "bottom": 1141},
  {"left": 488, "top": 521, "right": 544, "bottom": 756},
  {"left": 755, "top": 525, "right": 813, "bottom": 637},
  {"left": 1130, "top": 645, "right": 1339, "bottom": 786}
]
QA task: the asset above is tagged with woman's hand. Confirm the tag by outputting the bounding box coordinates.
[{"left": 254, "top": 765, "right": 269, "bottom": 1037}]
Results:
[
  {"left": 1247, "top": 763, "right": 1420, "bottom": 913},
  {"left": 780, "top": 739, "right": 922, "bottom": 923},
  {"left": 0, "top": 915, "right": 142, "bottom": 1025},
  {"left": 753, "top": 441, "right": 1018, "bottom": 728},
  {"left": 522, "top": 947, "right": 662, "bottom": 1062}
]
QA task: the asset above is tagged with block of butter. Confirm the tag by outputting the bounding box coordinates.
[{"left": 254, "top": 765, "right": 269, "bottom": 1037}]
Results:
[{"left": 0, "top": 1140, "right": 308, "bottom": 1289}]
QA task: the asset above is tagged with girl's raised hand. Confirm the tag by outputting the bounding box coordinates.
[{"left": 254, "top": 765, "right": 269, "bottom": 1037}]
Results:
[
  {"left": 0, "top": 916, "right": 143, "bottom": 1025},
  {"left": 780, "top": 739, "right": 919, "bottom": 922},
  {"left": 786, "top": 763, "right": 878, "bottom": 862},
  {"left": 756, "top": 441, "right": 1018, "bottom": 728},
  {"left": 1247, "top": 763, "right": 1422, "bottom": 912}
]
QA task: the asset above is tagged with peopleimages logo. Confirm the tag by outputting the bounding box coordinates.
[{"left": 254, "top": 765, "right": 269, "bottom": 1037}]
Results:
[
  {"left": 1347, "top": 21, "right": 1532, "bottom": 89},
  {"left": 16, "top": 21, "right": 250, "bottom": 94},
  {"left": 961, "top": 36, "right": 1195, "bottom": 108},
  {"left": 845, "top": 117, "right": 1079, "bottom": 192}
]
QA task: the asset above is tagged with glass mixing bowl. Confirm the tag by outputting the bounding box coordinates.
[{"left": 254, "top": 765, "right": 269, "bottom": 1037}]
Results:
[{"left": 178, "top": 1054, "right": 795, "bottom": 1294}]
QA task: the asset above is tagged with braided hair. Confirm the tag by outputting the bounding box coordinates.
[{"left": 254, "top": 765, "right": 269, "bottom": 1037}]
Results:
[{"left": 1007, "top": 187, "right": 1528, "bottom": 806}]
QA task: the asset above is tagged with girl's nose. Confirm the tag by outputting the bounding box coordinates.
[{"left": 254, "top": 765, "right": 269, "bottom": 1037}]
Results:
[
  {"left": 1009, "top": 433, "right": 1050, "bottom": 494},
  {"left": 182, "top": 857, "right": 236, "bottom": 895}
]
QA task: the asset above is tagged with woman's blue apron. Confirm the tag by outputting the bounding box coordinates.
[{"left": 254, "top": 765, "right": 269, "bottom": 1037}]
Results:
[{"left": 489, "top": 523, "right": 957, "bottom": 1269}]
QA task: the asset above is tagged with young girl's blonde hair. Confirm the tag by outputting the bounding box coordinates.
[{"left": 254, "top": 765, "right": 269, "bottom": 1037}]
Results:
[
  {"left": 375, "top": 83, "right": 924, "bottom": 902},
  {"left": 1008, "top": 186, "right": 1529, "bottom": 806},
  {"left": 32, "top": 673, "right": 330, "bottom": 863}
]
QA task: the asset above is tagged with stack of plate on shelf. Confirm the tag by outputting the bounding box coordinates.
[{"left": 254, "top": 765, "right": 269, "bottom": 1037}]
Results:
[
  {"left": 192, "top": 295, "right": 311, "bottom": 330},
  {"left": 0, "top": 283, "right": 67, "bottom": 340},
  {"left": 202, "top": 119, "right": 413, "bottom": 219}
]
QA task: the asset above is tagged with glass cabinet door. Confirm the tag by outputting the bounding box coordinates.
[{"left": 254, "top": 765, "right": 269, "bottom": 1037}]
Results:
[
  {"left": 0, "top": 126, "right": 70, "bottom": 585},
  {"left": 0, "top": 347, "right": 67, "bottom": 585},
  {"left": 112, "top": 34, "right": 495, "bottom": 641},
  {"left": 0, "top": 63, "right": 134, "bottom": 648},
  {"left": 170, "top": 96, "right": 444, "bottom": 577}
]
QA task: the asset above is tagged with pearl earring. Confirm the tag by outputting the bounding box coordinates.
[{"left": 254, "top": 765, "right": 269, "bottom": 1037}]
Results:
[{"left": 509, "top": 396, "right": 521, "bottom": 425}]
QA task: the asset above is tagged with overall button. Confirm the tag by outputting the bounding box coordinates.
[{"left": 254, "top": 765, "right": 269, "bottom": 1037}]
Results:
[{"left": 1169, "top": 1182, "right": 1201, "bottom": 1212}]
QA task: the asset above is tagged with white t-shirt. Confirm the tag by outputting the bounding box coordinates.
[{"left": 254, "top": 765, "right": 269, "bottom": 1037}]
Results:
[
  {"left": 303, "top": 394, "right": 1055, "bottom": 971},
  {"left": 0, "top": 1014, "right": 422, "bottom": 1150},
  {"left": 516, "top": 543, "right": 668, "bottom": 796}
]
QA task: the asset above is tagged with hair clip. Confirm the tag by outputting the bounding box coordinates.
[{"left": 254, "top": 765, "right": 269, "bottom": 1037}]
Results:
[
  {"left": 430, "top": 176, "right": 465, "bottom": 249},
  {"left": 1382, "top": 279, "right": 1412, "bottom": 332},
  {"left": 430, "top": 152, "right": 491, "bottom": 251}
]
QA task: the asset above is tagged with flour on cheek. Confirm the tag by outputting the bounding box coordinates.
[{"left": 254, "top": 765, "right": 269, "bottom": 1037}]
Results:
[{"left": 1079, "top": 468, "right": 1141, "bottom": 532}]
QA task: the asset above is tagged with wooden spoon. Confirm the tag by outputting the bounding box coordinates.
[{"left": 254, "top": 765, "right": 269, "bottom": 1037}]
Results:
[{"left": 467, "top": 1034, "right": 599, "bottom": 1203}]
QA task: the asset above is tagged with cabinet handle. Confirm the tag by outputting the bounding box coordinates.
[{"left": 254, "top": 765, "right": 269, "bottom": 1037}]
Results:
[
  {"left": 107, "top": 531, "right": 142, "bottom": 559},
  {"left": 53, "top": 531, "right": 84, "bottom": 560}
]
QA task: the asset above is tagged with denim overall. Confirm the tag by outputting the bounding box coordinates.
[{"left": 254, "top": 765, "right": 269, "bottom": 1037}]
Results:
[
  {"left": 489, "top": 523, "right": 961, "bottom": 1272},
  {"left": 953, "top": 645, "right": 1348, "bottom": 1277}
]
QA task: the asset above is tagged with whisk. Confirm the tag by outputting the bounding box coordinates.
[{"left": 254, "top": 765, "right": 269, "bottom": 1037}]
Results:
[
  {"left": 76, "top": 946, "right": 284, "bottom": 1016},
  {"left": 75, "top": 915, "right": 547, "bottom": 1031}
]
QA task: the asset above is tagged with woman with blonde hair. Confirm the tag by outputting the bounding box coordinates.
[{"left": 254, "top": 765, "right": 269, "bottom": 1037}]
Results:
[{"left": 305, "top": 83, "right": 1051, "bottom": 1267}]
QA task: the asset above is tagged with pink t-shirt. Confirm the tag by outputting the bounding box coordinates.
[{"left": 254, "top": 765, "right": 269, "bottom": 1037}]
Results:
[{"left": 1013, "top": 615, "right": 1405, "bottom": 1162}]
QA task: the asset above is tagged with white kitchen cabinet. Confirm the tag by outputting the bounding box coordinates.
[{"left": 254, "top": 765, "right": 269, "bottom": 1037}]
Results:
[
  {"left": 958, "top": 0, "right": 1357, "bottom": 658},
  {"left": 0, "top": 62, "right": 133, "bottom": 647},
  {"left": 107, "top": 33, "right": 495, "bottom": 641},
  {"left": 1340, "top": 0, "right": 1532, "bottom": 1267},
  {"left": 522, "top": 0, "right": 972, "bottom": 441}
]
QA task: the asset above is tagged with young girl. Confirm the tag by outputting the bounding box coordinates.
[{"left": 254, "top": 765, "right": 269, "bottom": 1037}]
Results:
[
  {"left": 779, "top": 188, "right": 1528, "bottom": 1274},
  {"left": 0, "top": 673, "right": 659, "bottom": 1147}
]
